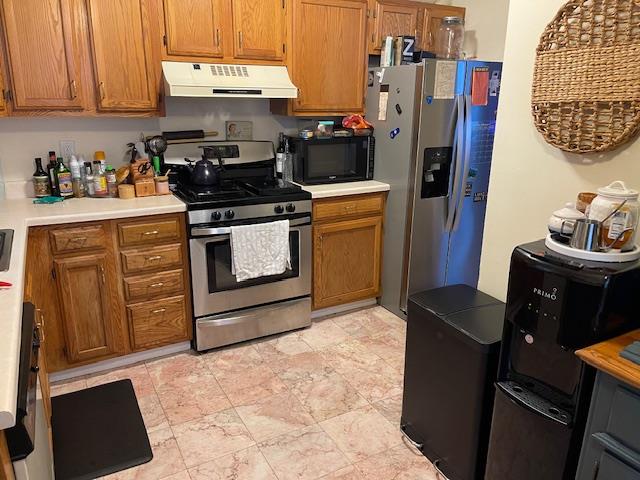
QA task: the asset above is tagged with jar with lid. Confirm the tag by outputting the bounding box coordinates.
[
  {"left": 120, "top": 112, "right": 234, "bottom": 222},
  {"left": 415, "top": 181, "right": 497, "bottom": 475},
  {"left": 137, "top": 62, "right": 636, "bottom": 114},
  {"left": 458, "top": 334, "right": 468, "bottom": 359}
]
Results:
[
  {"left": 435, "top": 16, "right": 465, "bottom": 60},
  {"left": 588, "top": 181, "right": 639, "bottom": 251}
]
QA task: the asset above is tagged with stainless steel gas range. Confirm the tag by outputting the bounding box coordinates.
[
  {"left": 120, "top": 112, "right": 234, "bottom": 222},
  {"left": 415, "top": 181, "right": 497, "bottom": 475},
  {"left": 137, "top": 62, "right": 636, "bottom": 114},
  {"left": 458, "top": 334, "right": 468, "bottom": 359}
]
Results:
[{"left": 166, "top": 140, "right": 312, "bottom": 351}]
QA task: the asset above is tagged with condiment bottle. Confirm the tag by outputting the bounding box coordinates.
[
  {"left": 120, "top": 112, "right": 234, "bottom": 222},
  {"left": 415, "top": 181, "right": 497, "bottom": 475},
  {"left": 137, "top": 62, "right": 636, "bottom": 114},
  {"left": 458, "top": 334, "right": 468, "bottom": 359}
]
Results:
[
  {"left": 32, "top": 158, "right": 51, "bottom": 198},
  {"left": 85, "top": 164, "right": 95, "bottom": 197},
  {"left": 92, "top": 161, "right": 108, "bottom": 197},
  {"left": 47, "top": 151, "right": 59, "bottom": 196},
  {"left": 95, "top": 151, "right": 106, "bottom": 173},
  {"left": 105, "top": 165, "right": 118, "bottom": 197},
  {"left": 55, "top": 157, "right": 74, "bottom": 199}
]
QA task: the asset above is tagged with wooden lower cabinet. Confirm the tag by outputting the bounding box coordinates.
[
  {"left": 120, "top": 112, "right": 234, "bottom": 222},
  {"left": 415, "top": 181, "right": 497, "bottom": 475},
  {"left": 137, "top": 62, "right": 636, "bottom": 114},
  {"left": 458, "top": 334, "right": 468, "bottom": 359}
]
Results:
[
  {"left": 25, "top": 213, "right": 192, "bottom": 373},
  {"left": 312, "top": 192, "right": 385, "bottom": 310},
  {"left": 126, "top": 295, "right": 189, "bottom": 350},
  {"left": 53, "top": 253, "right": 124, "bottom": 363}
]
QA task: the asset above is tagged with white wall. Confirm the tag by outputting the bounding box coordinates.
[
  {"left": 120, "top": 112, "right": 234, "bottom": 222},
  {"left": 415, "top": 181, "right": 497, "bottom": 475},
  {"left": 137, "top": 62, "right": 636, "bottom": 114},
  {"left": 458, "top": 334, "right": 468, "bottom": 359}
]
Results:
[
  {"left": 0, "top": 98, "right": 297, "bottom": 185},
  {"left": 477, "top": 0, "right": 640, "bottom": 301},
  {"left": 434, "top": 0, "right": 510, "bottom": 60}
]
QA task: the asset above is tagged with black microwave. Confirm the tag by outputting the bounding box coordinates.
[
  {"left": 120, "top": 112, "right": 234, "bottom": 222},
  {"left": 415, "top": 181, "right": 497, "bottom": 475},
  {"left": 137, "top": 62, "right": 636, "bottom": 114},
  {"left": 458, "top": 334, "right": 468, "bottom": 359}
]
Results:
[{"left": 290, "top": 136, "right": 375, "bottom": 185}]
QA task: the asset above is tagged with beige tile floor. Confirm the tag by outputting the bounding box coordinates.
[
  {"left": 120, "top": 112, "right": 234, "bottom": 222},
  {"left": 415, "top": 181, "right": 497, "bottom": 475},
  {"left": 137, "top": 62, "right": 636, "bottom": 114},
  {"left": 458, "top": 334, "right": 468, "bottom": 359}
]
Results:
[{"left": 51, "top": 306, "right": 439, "bottom": 480}]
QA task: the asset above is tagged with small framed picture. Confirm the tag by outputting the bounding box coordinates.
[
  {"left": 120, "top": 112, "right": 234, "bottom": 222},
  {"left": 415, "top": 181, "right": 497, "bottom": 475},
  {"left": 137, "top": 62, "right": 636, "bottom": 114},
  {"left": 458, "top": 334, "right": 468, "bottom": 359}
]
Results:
[{"left": 225, "top": 121, "right": 253, "bottom": 141}]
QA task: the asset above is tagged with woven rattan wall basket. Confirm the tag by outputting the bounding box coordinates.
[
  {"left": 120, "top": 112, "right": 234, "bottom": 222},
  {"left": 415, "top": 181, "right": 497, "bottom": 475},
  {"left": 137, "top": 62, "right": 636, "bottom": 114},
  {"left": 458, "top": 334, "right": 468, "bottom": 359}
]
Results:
[{"left": 532, "top": 0, "right": 640, "bottom": 153}]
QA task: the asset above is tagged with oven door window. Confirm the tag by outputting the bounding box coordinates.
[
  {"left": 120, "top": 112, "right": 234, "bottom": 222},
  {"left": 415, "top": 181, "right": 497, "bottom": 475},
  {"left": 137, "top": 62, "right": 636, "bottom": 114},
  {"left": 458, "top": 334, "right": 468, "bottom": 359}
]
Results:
[{"left": 206, "top": 231, "right": 300, "bottom": 292}]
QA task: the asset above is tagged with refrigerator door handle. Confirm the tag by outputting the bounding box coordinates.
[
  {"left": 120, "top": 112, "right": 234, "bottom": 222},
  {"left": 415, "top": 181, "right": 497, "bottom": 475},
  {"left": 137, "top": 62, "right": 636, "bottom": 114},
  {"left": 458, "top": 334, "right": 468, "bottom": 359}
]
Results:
[
  {"left": 445, "top": 95, "right": 465, "bottom": 233},
  {"left": 452, "top": 94, "right": 473, "bottom": 232}
]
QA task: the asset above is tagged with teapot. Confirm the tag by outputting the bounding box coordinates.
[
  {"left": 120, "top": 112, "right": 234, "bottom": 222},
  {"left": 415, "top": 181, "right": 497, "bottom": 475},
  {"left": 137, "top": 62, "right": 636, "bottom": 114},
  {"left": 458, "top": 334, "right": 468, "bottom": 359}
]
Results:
[{"left": 185, "top": 147, "right": 225, "bottom": 186}]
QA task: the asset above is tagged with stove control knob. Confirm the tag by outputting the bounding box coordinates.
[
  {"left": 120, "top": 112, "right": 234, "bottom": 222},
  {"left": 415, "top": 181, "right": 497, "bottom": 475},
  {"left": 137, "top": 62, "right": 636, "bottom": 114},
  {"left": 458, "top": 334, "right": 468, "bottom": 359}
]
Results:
[
  {"left": 286, "top": 203, "right": 296, "bottom": 213},
  {"left": 225, "top": 210, "right": 235, "bottom": 219},
  {"left": 274, "top": 205, "right": 285, "bottom": 214},
  {"left": 212, "top": 211, "right": 222, "bottom": 221}
]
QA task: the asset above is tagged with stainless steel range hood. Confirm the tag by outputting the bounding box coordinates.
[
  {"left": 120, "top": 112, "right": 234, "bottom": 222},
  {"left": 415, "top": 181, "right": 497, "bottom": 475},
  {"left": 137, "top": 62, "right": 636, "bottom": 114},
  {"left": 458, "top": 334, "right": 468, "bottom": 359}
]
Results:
[{"left": 162, "top": 61, "right": 298, "bottom": 99}]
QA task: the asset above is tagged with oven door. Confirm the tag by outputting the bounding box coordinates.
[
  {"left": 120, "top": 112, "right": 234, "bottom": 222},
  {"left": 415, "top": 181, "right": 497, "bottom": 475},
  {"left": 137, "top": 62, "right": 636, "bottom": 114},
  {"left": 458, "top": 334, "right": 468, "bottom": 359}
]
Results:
[{"left": 190, "top": 217, "right": 312, "bottom": 317}]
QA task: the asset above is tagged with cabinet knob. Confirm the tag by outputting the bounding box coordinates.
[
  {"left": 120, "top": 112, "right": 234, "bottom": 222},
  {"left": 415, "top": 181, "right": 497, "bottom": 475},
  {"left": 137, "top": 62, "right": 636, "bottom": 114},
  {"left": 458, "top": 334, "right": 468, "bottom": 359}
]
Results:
[{"left": 98, "top": 82, "right": 105, "bottom": 100}]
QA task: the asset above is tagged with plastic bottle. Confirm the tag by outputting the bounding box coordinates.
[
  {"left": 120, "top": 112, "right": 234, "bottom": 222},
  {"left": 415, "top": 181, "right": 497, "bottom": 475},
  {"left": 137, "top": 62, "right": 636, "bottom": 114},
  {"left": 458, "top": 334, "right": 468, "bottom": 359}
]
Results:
[
  {"left": 85, "top": 164, "right": 95, "bottom": 197},
  {"left": 92, "top": 161, "right": 108, "bottom": 197},
  {"left": 69, "top": 155, "right": 81, "bottom": 179},
  {"left": 282, "top": 137, "right": 293, "bottom": 183},
  {"left": 105, "top": 165, "right": 118, "bottom": 197},
  {"left": 95, "top": 151, "right": 106, "bottom": 173}
]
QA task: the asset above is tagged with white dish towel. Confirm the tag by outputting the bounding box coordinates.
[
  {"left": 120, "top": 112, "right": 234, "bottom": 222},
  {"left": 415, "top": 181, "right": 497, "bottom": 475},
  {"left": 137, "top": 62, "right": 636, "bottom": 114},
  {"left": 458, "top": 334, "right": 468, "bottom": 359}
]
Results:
[{"left": 230, "top": 220, "right": 291, "bottom": 282}]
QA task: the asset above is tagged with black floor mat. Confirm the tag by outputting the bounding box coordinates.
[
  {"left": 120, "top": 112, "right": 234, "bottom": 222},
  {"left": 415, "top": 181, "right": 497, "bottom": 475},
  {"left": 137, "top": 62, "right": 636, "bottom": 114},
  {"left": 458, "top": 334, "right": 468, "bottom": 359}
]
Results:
[{"left": 52, "top": 379, "right": 152, "bottom": 480}]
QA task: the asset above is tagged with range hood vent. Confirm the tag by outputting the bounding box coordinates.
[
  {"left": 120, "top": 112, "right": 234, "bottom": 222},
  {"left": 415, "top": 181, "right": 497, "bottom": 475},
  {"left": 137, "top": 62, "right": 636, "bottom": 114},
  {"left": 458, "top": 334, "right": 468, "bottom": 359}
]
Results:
[{"left": 162, "top": 61, "right": 298, "bottom": 99}]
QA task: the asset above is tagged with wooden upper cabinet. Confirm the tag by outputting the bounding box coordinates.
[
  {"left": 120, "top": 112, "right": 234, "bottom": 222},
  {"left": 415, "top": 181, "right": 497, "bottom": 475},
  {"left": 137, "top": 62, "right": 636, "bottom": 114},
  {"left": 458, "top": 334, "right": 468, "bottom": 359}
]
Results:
[
  {"left": 163, "top": 0, "right": 224, "bottom": 58},
  {"left": 370, "top": 2, "right": 419, "bottom": 54},
  {"left": 291, "top": 0, "right": 367, "bottom": 114},
  {"left": 53, "top": 252, "right": 122, "bottom": 363},
  {"left": 0, "top": 0, "right": 84, "bottom": 110},
  {"left": 231, "top": 0, "right": 284, "bottom": 61},
  {"left": 419, "top": 4, "right": 465, "bottom": 52},
  {"left": 86, "top": 0, "right": 158, "bottom": 111}
]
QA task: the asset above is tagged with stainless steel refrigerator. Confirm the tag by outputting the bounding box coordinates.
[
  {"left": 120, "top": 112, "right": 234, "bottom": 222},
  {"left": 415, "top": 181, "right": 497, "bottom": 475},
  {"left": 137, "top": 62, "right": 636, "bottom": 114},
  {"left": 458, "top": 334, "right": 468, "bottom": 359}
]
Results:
[{"left": 366, "top": 59, "right": 502, "bottom": 318}]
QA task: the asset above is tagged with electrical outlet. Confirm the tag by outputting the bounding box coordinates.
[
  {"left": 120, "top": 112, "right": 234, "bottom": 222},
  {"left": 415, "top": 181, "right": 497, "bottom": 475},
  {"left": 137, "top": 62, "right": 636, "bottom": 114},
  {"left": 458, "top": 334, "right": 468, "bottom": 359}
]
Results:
[{"left": 59, "top": 140, "right": 76, "bottom": 160}]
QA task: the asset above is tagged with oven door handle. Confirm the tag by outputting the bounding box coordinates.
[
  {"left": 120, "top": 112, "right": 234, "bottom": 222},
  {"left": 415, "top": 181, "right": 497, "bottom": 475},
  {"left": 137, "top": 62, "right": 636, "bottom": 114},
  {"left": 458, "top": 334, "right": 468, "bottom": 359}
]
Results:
[{"left": 191, "top": 217, "right": 311, "bottom": 237}]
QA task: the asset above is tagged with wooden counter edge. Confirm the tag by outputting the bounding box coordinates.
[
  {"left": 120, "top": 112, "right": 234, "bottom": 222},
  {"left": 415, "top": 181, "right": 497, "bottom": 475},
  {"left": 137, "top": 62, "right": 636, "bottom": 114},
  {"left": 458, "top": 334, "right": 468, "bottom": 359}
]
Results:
[{"left": 576, "top": 329, "right": 640, "bottom": 390}]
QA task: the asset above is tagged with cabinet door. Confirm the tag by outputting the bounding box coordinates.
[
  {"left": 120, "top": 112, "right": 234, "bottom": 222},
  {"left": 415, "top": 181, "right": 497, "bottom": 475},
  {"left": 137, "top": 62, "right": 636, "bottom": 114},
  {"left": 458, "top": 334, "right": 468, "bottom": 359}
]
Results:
[
  {"left": 54, "top": 253, "right": 121, "bottom": 363},
  {"left": 86, "top": 0, "right": 158, "bottom": 111},
  {"left": 292, "top": 0, "right": 367, "bottom": 114},
  {"left": 313, "top": 215, "right": 382, "bottom": 309},
  {"left": 231, "top": 0, "right": 284, "bottom": 61},
  {"left": 419, "top": 4, "right": 465, "bottom": 53},
  {"left": 370, "top": 2, "right": 418, "bottom": 54},
  {"left": 1, "top": 0, "right": 83, "bottom": 110},
  {"left": 163, "top": 0, "right": 224, "bottom": 58}
]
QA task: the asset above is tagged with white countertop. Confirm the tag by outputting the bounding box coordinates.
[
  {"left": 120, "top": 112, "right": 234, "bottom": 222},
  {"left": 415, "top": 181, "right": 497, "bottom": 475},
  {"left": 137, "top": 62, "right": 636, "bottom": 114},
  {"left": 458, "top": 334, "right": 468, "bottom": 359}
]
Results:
[
  {"left": 0, "top": 195, "right": 186, "bottom": 429},
  {"left": 296, "top": 180, "right": 390, "bottom": 199}
]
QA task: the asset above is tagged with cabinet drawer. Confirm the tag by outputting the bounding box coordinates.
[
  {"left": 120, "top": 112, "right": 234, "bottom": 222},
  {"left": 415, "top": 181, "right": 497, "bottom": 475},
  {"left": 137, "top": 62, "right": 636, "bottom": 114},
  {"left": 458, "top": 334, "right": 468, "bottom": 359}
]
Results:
[
  {"left": 123, "top": 269, "right": 185, "bottom": 302},
  {"left": 118, "top": 218, "right": 181, "bottom": 247},
  {"left": 121, "top": 244, "right": 183, "bottom": 274},
  {"left": 49, "top": 225, "right": 107, "bottom": 254},
  {"left": 606, "top": 386, "right": 640, "bottom": 452},
  {"left": 313, "top": 193, "right": 385, "bottom": 222},
  {"left": 126, "top": 295, "right": 189, "bottom": 350}
]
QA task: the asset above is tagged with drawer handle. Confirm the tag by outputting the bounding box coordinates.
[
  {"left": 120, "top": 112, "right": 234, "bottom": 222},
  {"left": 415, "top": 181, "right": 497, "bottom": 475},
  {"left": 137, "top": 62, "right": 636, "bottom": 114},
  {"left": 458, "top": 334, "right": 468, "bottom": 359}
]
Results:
[
  {"left": 143, "top": 230, "right": 159, "bottom": 236},
  {"left": 150, "top": 282, "right": 165, "bottom": 288},
  {"left": 151, "top": 308, "right": 166, "bottom": 314},
  {"left": 146, "top": 255, "right": 163, "bottom": 261},
  {"left": 70, "top": 236, "right": 87, "bottom": 243},
  {"left": 344, "top": 205, "right": 356, "bottom": 212}
]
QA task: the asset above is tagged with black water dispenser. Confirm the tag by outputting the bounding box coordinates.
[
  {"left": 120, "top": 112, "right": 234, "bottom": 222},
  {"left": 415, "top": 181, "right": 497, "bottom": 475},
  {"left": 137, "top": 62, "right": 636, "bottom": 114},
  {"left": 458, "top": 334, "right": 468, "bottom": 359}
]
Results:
[{"left": 485, "top": 240, "right": 640, "bottom": 480}]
